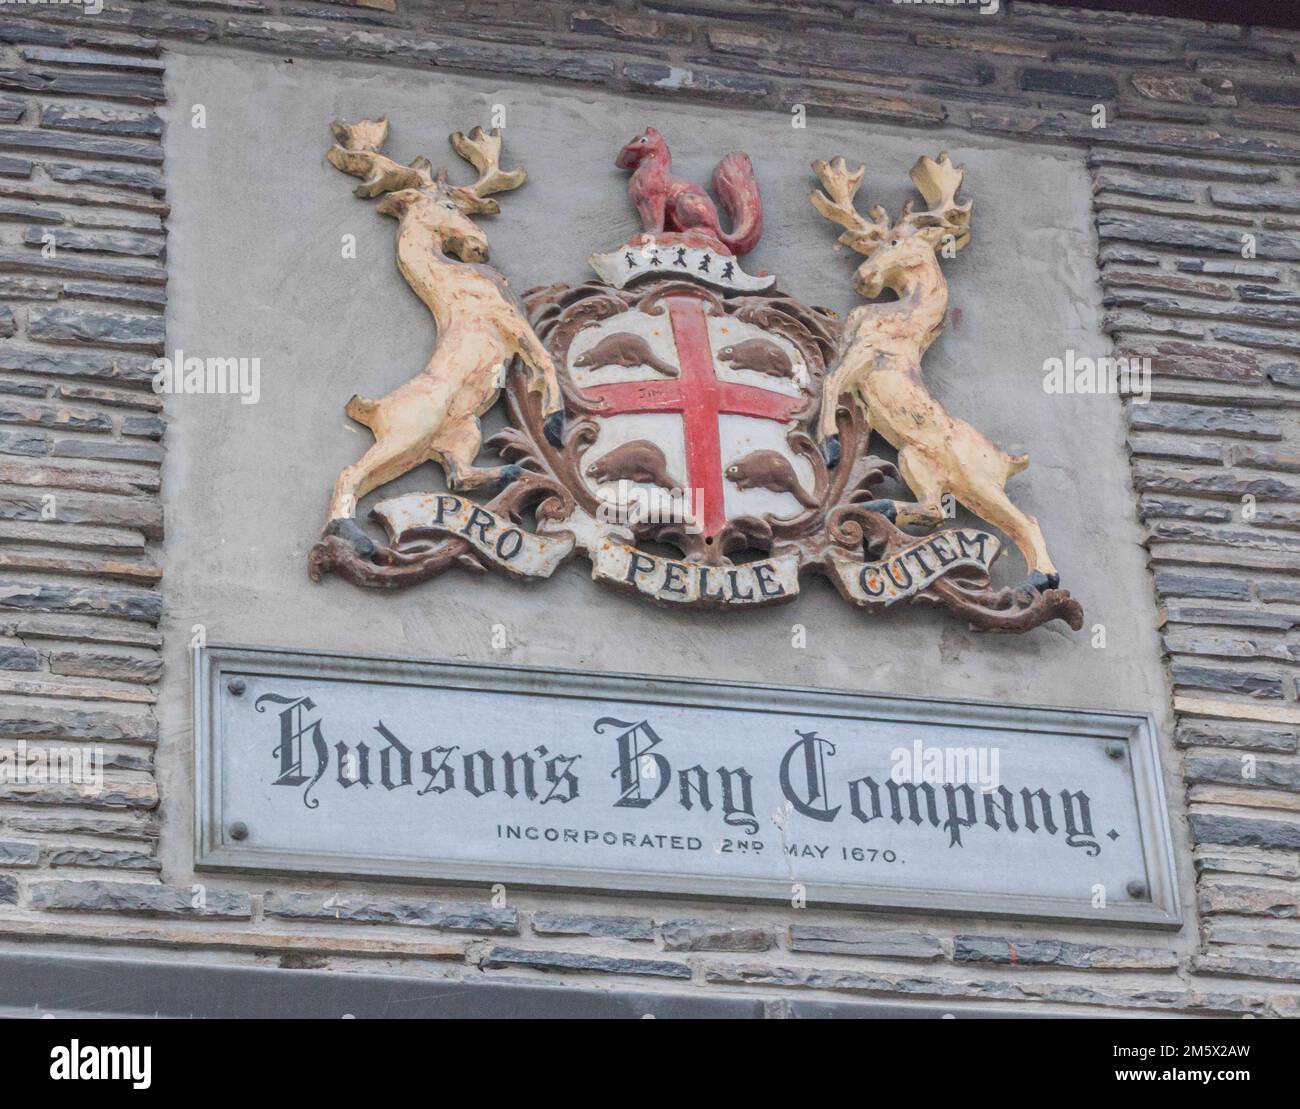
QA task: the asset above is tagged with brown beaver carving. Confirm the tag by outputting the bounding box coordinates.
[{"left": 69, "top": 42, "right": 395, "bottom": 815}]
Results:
[
  {"left": 587, "top": 440, "right": 683, "bottom": 489},
  {"left": 717, "top": 338, "right": 796, "bottom": 381},
  {"left": 573, "top": 333, "right": 678, "bottom": 377},
  {"left": 725, "top": 449, "right": 818, "bottom": 508}
]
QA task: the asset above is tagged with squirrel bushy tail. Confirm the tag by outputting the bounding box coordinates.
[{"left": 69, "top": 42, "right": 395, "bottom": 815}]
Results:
[{"left": 711, "top": 151, "right": 763, "bottom": 256}]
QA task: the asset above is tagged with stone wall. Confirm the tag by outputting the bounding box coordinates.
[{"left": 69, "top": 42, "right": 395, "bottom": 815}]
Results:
[
  {"left": 1, "top": 0, "right": 1298, "bottom": 1017},
  {"left": 0, "top": 4, "right": 167, "bottom": 924}
]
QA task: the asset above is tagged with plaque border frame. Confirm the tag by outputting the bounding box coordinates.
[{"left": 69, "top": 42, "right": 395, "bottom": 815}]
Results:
[{"left": 193, "top": 643, "right": 1182, "bottom": 929}]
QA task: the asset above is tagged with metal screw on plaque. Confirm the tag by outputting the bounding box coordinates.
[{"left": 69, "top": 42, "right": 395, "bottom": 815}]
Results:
[
  {"left": 1105, "top": 743, "right": 1125, "bottom": 760},
  {"left": 1126, "top": 880, "right": 1147, "bottom": 900},
  {"left": 227, "top": 678, "right": 246, "bottom": 696},
  {"left": 229, "top": 821, "right": 249, "bottom": 841}
]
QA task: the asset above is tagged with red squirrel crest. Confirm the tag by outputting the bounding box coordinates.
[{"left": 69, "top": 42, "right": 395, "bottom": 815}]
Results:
[{"left": 615, "top": 126, "right": 763, "bottom": 256}]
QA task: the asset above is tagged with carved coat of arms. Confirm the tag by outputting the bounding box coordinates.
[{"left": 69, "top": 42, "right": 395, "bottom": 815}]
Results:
[{"left": 308, "top": 117, "right": 1082, "bottom": 634}]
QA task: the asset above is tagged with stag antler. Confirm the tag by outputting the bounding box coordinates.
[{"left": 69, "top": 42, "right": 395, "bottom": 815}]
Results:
[
  {"left": 450, "top": 126, "right": 527, "bottom": 198},
  {"left": 904, "top": 153, "right": 971, "bottom": 248},
  {"left": 327, "top": 117, "right": 434, "bottom": 198},
  {"left": 810, "top": 156, "right": 890, "bottom": 256},
  {"left": 810, "top": 152, "right": 972, "bottom": 256},
  {"left": 431, "top": 126, "right": 528, "bottom": 216},
  {"left": 328, "top": 119, "right": 529, "bottom": 220}
]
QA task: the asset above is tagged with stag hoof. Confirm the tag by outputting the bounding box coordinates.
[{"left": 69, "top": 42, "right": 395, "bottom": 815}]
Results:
[
  {"left": 862, "top": 498, "right": 897, "bottom": 523},
  {"left": 543, "top": 410, "right": 565, "bottom": 449},
  {"left": 497, "top": 464, "right": 525, "bottom": 486},
  {"left": 325, "top": 517, "right": 375, "bottom": 557},
  {"left": 821, "top": 434, "right": 841, "bottom": 468},
  {"left": 1025, "top": 570, "right": 1061, "bottom": 593}
]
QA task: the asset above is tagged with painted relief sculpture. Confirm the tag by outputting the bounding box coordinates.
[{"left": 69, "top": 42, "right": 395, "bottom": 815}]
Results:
[
  {"left": 810, "top": 154, "right": 1058, "bottom": 593},
  {"left": 310, "top": 117, "right": 1082, "bottom": 634},
  {"left": 310, "top": 119, "right": 562, "bottom": 563},
  {"left": 615, "top": 126, "right": 763, "bottom": 256}
]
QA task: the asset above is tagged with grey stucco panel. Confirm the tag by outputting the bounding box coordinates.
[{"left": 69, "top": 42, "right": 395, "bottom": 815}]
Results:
[{"left": 158, "top": 49, "right": 1183, "bottom": 934}]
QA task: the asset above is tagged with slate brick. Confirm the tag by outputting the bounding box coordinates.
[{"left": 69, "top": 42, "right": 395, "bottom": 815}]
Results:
[
  {"left": 974, "top": 108, "right": 1300, "bottom": 162},
  {"left": 52, "top": 438, "right": 163, "bottom": 464},
  {"left": 46, "top": 848, "right": 159, "bottom": 871},
  {"left": 39, "top": 103, "right": 163, "bottom": 138},
  {"left": 0, "top": 778, "right": 157, "bottom": 811},
  {"left": 1178, "top": 258, "right": 1282, "bottom": 278},
  {"left": 22, "top": 226, "right": 164, "bottom": 259},
  {"left": 1196, "top": 848, "right": 1300, "bottom": 880},
  {"left": 1089, "top": 149, "right": 1279, "bottom": 182},
  {"left": 45, "top": 161, "right": 165, "bottom": 195},
  {"left": 531, "top": 912, "right": 654, "bottom": 942},
  {"left": 0, "top": 344, "right": 156, "bottom": 385},
  {"left": 1192, "top": 953, "right": 1300, "bottom": 982},
  {"left": 0, "top": 582, "right": 162, "bottom": 623},
  {"left": 953, "top": 935, "right": 1178, "bottom": 970},
  {"left": 1171, "top": 665, "right": 1284, "bottom": 699},
  {"left": 0, "top": 429, "right": 44, "bottom": 455},
  {"left": 1212, "top": 184, "right": 1300, "bottom": 212},
  {"left": 1224, "top": 437, "right": 1300, "bottom": 472},
  {"left": 0, "top": 200, "right": 62, "bottom": 224},
  {"left": 0, "top": 68, "right": 164, "bottom": 104},
  {"left": 49, "top": 649, "right": 162, "bottom": 684},
  {"left": 1238, "top": 82, "right": 1300, "bottom": 109},
  {"left": 1131, "top": 73, "right": 1235, "bottom": 106},
  {"left": 0, "top": 780, "right": 155, "bottom": 815},
  {"left": 1214, "top": 324, "right": 1300, "bottom": 354},
  {"left": 1127, "top": 435, "right": 1222, "bottom": 463},
  {"left": 1130, "top": 404, "right": 1281, "bottom": 440},
  {"left": 1164, "top": 603, "right": 1300, "bottom": 631},
  {"left": 29, "top": 880, "right": 250, "bottom": 918},
  {"left": 18, "top": 47, "right": 165, "bottom": 74},
  {"left": 660, "top": 920, "right": 773, "bottom": 952},
  {"left": 121, "top": 414, "right": 164, "bottom": 439},
  {"left": 1019, "top": 67, "right": 1118, "bottom": 99},
  {"left": 0, "top": 840, "right": 40, "bottom": 867},
  {"left": 0, "top": 249, "right": 166, "bottom": 285},
  {"left": 787, "top": 925, "right": 943, "bottom": 960},
  {"left": 0, "top": 21, "right": 69, "bottom": 48},
  {"left": 1139, "top": 497, "right": 1230, "bottom": 523},
  {"left": 264, "top": 891, "right": 519, "bottom": 934},
  {"left": 0, "top": 702, "right": 156, "bottom": 744},
  {"left": 0, "top": 400, "right": 112, "bottom": 432},
  {"left": 1098, "top": 213, "right": 1300, "bottom": 259},
  {"left": 482, "top": 946, "right": 691, "bottom": 979},
  {"left": 1185, "top": 755, "right": 1300, "bottom": 791},
  {"left": 1134, "top": 464, "right": 1296, "bottom": 501},
  {"left": 707, "top": 27, "right": 994, "bottom": 86},
  {"left": 1258, "top": 579, "right": 1300, "bottom": 604},
  {"left": 570, "top": 10, "right": 691, "bottom": 45},
  {"left": 0, "top": 488, "right": 162, "bottom": 533},
  {"left": 0, "top": 645, "right": 39, "bottom": 670},
  {"left": 1192, "top": 817, "right": 1300, "bottom": 854},
  {"left": 6, "top": 812, "right": 159, "bottom": 841},
  {"left": 1166, "top": 632, "right": 1300, "bottom": 666},
  {"left": 28, "top": 306, "right": 164, "bottom": 350},
  {"left": 0, "top": 126, "right": 161, "bottom": 163},
  {"left": 790, "top": 85, "right": 946, "bottom": 126}
]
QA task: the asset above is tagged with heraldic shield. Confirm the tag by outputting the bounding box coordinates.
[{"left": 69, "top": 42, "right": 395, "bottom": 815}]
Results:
[{"left": 308, "top": 117, "right": 1083, "bottom": 634}]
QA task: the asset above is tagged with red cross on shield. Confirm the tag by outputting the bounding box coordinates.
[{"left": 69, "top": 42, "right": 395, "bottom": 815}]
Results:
[{"left": 571, "top": 289, "right": 809, "bottom": 538}]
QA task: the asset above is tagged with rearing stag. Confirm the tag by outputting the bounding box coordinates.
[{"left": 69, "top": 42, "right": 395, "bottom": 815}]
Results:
[
  {"left": 321, "top": 118, "right": 563, "bottom": 556},
  {"left": 810, "top": 153, "right": 1059, "bottom": 592}
]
